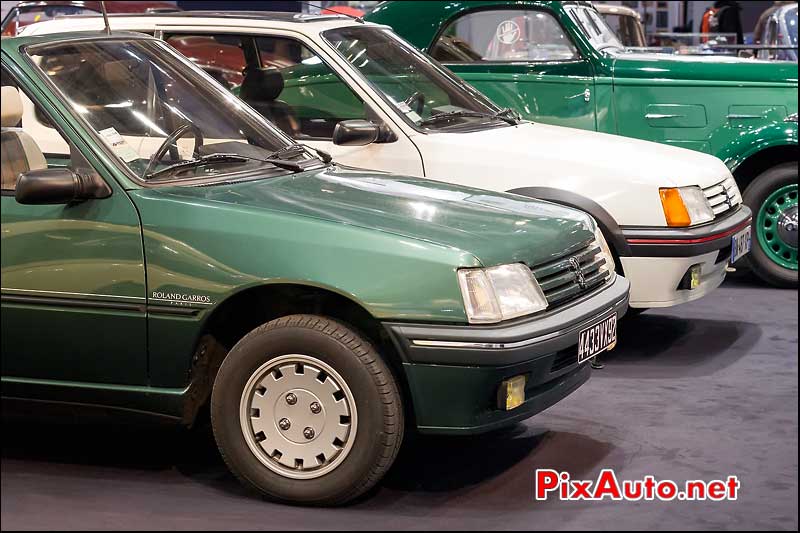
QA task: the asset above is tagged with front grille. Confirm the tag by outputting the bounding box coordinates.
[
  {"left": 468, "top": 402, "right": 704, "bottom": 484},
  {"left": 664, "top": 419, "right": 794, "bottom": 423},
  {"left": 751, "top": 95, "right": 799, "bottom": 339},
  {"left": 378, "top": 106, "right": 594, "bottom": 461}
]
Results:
[
  {"left": 703, "top": 176, "right": 742, "bottom": 218},
  {"left": 531, "top": 239, "right": 610, "bottom": 310}
]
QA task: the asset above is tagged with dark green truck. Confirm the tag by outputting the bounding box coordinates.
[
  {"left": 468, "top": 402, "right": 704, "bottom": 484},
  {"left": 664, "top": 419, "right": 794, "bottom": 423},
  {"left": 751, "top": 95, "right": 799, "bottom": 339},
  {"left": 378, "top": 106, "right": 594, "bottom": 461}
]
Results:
[{"left": 367, "top": 0, "right": 799, "bottom": 287}]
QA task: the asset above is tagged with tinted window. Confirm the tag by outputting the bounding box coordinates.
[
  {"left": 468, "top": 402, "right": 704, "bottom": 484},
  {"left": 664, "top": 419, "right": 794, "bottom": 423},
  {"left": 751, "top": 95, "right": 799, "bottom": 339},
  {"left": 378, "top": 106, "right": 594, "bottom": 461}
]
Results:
[{"left": 432, "top": 9, "right": 578, "bottom": 62}]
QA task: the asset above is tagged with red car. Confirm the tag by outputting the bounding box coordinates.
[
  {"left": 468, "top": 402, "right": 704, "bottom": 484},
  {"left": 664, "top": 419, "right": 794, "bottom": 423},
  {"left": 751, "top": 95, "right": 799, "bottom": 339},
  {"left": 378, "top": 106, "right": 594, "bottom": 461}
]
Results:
[{"left": 1, "top": 1, "right": 179, "bottom": 36}]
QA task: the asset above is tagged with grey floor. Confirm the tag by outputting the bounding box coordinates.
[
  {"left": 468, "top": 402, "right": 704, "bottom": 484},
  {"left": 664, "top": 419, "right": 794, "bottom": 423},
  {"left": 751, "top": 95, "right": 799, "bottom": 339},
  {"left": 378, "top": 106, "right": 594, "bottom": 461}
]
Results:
[{"left": 1, "top": 276, "right": 798, "bottom": 530}]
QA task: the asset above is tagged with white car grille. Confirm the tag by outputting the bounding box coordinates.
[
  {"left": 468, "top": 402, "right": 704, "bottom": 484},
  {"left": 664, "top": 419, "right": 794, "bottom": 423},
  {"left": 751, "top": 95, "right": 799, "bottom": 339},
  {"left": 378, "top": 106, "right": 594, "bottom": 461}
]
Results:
[{"left": 703, "top": 176, "right": 742, "bottom": 218}]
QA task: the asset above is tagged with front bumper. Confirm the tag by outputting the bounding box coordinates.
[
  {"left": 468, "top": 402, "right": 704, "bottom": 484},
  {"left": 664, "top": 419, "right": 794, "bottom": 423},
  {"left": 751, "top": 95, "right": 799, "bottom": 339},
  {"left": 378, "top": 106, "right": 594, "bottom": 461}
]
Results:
[
  {"left": 620, "top": 206, "right": 752, "bottom": 308},
  {"left": 383, "top": 275, "right": 630, "bottom": 435}
]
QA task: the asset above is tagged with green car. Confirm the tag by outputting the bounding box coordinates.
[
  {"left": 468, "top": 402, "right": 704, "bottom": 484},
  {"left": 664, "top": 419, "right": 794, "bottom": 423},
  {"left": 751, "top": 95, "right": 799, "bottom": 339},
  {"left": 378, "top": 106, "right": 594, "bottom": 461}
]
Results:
[
  {"left": 0, "top": 32, "right": 629, "bottom": 504},
  {"left": 367, "top": 0, "right": 799, "bottom": 287}
]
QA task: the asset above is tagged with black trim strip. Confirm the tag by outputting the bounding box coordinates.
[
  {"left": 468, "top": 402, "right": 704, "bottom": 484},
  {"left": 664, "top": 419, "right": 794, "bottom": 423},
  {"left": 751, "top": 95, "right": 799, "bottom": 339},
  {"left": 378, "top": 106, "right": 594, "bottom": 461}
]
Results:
[
  {"left": 1, "top": 294, "right": 145, "bottom": 313},
  {"left": 1, "top": 293, "right": 202, "bottom": 316},
  {"left": 147, "top": 304, "right": 201, "bottom": 317},
  {"left": 622, "top": 206, "right": 752, "bottom": 258}
]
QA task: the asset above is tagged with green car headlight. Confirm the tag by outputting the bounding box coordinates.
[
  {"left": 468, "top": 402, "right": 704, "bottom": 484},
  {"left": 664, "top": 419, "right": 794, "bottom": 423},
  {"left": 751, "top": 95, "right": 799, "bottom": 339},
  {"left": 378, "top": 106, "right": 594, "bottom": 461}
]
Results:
[{"left": 457, "top": 263, "right": 548, "bottom": 324}]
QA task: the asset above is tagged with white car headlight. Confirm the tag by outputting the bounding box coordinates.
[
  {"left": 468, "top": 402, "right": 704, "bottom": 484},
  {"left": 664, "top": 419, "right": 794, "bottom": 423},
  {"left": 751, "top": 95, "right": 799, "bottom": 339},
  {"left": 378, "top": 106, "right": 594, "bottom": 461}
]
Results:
[
  {"left": 660, "top": 186, "right": 714, "bottom": 227},
  {"left": 594, "top": 226, "right": 616, "bottom": 278},
  {"left": 457, "top": 263, "right": 548, "bottom": 324}
]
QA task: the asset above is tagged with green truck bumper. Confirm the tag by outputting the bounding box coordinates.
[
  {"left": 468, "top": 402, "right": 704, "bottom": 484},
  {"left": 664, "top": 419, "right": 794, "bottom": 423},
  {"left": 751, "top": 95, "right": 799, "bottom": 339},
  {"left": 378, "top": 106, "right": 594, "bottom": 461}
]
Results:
[{"left": 385, "top": 275, "right": 630, "bottom": 435}]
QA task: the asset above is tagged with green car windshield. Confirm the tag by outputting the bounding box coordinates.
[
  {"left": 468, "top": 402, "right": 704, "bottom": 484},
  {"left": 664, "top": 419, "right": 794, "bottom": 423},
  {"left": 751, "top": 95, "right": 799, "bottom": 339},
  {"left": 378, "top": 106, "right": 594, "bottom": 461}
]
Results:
[
  {"left": 26, "top": 38, "right": 309, "bottom": 182},
  {"left": 565, "top": 5, "right": 625, "bottom": 52},
  {"left": 323, "top": 26, "right": 510, "bottom": 131}
]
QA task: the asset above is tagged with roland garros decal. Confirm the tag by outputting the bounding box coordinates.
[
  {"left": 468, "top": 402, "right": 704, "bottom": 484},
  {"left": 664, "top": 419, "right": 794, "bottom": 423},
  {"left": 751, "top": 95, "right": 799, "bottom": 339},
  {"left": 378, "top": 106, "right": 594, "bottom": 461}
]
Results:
[{"left": 150, "top": 291, "right": 214, "bottom": 307}]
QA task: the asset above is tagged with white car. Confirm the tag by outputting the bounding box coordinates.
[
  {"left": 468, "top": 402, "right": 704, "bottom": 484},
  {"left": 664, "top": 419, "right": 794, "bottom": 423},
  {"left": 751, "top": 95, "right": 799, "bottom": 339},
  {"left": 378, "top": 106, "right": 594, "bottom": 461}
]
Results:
[{"left": 21, "top": 12, "right": 753, "bottom": 310}]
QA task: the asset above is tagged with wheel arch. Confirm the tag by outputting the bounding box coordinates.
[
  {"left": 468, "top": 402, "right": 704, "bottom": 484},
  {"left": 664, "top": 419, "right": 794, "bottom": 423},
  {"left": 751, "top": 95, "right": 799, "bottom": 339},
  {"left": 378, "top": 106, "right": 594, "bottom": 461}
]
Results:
[
  {"left": 730, "top": 143, "right": 799, "bottom": 193},
  {"left": 181, "top": 282, "right": 412, "bottom": 427}
]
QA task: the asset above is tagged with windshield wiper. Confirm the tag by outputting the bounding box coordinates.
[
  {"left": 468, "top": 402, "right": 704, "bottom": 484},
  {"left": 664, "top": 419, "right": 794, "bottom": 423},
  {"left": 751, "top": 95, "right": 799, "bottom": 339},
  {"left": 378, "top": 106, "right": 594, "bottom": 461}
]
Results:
[
  {"left": 266, "top": 143, "right": 333, "bottom": 164},
  {"left": 492, "top": 107, "right": 522, "bottom": 125},
  {"left": 144, "top": 152, "right": 305, "bottom": 181},
  {"left": 418, "top": 109, "right": 519, "bottom": 128},
  {"left": 144, "top": 153, "right": 251, "bottom": 180}
]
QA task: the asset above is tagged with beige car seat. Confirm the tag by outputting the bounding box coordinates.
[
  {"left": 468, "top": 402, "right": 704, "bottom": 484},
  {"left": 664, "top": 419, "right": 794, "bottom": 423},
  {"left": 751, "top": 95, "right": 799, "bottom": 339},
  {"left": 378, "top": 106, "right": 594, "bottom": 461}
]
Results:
[{"left": 1, "top": 86, "right": 47, "bottom": 190}]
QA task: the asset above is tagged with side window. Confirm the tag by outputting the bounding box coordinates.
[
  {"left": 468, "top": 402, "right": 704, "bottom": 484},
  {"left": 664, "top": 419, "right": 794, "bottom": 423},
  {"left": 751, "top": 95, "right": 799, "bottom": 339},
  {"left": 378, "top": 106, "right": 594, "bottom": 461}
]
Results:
[
  {"left": 165, "top": 33, "right": 369, "bottom": 140},
  {"left": 432, "top": 9, "right": 578, "bottom": 62},
  {"left": 1, "top": 66, "right": 96, "bottom": 192},
  {"left": 253, "top": 36, "right": 368, "bottom": 140}
]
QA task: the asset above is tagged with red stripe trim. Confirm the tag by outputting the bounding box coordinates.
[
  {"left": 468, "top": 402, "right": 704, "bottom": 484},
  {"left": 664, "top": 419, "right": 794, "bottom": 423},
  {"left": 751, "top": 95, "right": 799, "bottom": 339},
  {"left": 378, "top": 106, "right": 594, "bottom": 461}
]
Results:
[{"left": 627, "top": 219, "right": 752, "bottom": 245}]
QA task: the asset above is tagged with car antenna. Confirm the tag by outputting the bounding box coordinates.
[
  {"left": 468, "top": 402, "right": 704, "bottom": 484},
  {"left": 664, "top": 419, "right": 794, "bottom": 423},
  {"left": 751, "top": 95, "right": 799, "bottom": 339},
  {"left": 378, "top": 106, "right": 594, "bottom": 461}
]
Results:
[
  {"left": 100, "top": 1, "right": 112, "bottom": 35},
  {"left": 299, "top": 2, "right": 365, "bottom": 23}
]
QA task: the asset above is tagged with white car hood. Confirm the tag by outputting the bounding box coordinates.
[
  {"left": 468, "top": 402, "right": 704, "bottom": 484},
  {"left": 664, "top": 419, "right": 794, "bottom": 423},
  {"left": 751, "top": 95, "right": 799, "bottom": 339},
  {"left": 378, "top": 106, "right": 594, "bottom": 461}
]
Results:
[{"left": 411, "top": 122, "right": 733, "bottom": 227}]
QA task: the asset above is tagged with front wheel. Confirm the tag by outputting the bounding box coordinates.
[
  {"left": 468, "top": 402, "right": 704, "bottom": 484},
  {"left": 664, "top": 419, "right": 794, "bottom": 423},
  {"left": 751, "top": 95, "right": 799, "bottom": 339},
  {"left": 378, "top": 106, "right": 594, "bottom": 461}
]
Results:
[
  {"left": 211, "top": 314, "right": 404, "bottom": 505},
  {"left": 743, "top": 163, "right": 798, "bottom": 288}
]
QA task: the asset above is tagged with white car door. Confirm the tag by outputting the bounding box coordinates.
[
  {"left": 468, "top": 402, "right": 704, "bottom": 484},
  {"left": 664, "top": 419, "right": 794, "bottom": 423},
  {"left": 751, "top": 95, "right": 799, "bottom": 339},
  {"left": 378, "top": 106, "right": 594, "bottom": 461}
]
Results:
[{"left": 160, "top": 27, "right": 424, "bottom": 177}]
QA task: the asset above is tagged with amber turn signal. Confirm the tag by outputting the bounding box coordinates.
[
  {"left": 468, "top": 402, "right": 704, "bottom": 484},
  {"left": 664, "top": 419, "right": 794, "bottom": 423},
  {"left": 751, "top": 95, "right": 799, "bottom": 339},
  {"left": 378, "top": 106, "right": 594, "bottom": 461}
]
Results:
[{"left": 660, "top": 188, "right": 692, "bottom": 227}]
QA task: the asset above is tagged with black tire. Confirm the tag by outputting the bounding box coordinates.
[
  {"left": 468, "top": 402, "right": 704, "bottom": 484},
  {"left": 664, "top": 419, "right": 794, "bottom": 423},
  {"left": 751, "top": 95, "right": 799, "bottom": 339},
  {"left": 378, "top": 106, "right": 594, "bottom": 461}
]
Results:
[
  {"left": 742, "top": 163, "right": 798, "bottom": 288},
  {"left": 211, "top": 314, "right": 404, "bottom": 506},
  {"left": 625, "top": 307, "right": 649, "bottom": 318}
]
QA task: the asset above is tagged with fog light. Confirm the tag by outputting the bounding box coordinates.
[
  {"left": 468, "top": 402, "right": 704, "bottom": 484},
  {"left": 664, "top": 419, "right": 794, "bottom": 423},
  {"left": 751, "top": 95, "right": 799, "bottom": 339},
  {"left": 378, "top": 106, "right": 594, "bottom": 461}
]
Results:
[
  {"left": 690, "top": 265, "right": 702, "bottom": 289},
  {"left": 500, "top": 375, "right": 526, "bottom": 411},
  {"left": 677, "top": 264, "right": 703, "bottom": 291}
]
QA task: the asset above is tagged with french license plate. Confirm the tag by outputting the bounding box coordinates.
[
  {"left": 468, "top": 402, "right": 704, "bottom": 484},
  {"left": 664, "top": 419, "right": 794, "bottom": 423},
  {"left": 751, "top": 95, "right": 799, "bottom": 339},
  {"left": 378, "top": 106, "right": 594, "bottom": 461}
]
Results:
[
  {"left": 578, "top": 314, "right": 617, "bottom": 364},
  {"left": 730, "top": 226, "right": 752, "bottom": 264}
]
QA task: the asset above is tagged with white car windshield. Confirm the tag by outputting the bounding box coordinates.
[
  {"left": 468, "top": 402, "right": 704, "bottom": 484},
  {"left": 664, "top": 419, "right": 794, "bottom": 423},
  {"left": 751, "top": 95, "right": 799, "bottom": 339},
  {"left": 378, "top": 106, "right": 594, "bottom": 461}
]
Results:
[{"left": 323, "top": 26, "right": 516, "bottom": 131}]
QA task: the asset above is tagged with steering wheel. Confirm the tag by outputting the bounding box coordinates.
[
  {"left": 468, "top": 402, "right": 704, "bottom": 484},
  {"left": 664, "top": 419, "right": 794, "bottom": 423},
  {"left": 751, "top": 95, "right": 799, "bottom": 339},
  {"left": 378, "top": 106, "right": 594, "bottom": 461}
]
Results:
[
  {"left": 403, "top": 91, "right": 425, "bottom": 115},
  {"left": 143, "top": 123, "right": 204, "bottom": 177}
]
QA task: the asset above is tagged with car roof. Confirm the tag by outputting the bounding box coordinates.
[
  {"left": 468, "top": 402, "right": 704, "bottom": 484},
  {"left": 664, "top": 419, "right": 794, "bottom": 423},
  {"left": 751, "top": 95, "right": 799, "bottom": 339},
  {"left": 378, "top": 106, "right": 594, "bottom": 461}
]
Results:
[
  {"left": 594, "top": 4, "right": 641, "bottom": 19},
  {"left": 17, "top": 10, "right": 374, "bottom": 37}
]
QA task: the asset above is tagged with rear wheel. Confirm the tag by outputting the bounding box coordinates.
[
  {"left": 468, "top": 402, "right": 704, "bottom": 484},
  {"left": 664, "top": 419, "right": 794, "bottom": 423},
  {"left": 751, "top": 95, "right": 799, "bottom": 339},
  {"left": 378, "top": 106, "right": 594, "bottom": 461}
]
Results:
[
  {"left": 743, "top": 163, "right": 798, "bottom": 287},
  {"left": 211, "top": 314, "right": 404, "bottom": 505}
]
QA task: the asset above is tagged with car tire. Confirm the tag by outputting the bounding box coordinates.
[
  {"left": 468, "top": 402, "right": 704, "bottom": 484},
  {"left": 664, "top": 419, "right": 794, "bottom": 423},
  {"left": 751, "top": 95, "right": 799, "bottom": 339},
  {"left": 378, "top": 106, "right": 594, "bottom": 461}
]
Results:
[
  {"left": 742, "top": 163, "right": 798, "bottom": 288},
  {"left": 211, "top": 314, "right": 404, "bottom": 506}
]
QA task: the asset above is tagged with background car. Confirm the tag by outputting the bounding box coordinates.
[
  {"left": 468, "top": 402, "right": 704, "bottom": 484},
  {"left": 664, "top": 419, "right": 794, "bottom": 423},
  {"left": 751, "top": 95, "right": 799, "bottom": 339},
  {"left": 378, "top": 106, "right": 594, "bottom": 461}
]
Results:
[
  {"left": 367, "top": 0, "right": 798, "bottom": 288},
  {"left": 595, "top": 3, "right": 646, "bottom": 49},
  {"left": 0, "top": 0, "right": 179, "bottom": 36},
  {"left": 756, "top": 3, "right": 799, "bottom": 61}
]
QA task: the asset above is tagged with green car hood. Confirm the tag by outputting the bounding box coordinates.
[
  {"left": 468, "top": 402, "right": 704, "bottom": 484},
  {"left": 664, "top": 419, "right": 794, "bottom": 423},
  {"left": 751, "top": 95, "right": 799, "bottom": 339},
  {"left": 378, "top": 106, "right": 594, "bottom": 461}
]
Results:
[
  {"left": 611, "top": 53, "right": 799, "bottom": 85},
  {"left": 155, "top": 165, "right": 594, "bottom": 268}
]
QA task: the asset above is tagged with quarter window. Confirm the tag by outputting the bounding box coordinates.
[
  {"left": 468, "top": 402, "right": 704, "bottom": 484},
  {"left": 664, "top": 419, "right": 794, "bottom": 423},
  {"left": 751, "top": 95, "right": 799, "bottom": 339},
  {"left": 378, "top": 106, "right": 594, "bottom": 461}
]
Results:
[{"left": 432, "top": 9, "right": 579, "bottom": 62}]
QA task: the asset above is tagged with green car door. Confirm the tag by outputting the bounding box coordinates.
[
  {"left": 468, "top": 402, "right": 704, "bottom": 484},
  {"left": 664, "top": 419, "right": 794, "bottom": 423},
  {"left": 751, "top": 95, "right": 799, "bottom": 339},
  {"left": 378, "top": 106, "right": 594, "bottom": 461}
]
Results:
[
  {"left": 424, "top": 4, "right": 597, "bottom": 130},
  {"left": 1, "top": 61, "right": 147, "bottom": 386}
]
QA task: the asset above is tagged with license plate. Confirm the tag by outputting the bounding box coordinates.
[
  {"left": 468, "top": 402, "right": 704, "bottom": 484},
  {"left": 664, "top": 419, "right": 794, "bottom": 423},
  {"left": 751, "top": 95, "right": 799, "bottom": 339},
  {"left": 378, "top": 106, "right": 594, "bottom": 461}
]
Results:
[
  {"left": 578, "top": 314, "right": 617, "bottom": 364},
  {"left": 730, "top": 225, "right": 752, "bottom": 264}
]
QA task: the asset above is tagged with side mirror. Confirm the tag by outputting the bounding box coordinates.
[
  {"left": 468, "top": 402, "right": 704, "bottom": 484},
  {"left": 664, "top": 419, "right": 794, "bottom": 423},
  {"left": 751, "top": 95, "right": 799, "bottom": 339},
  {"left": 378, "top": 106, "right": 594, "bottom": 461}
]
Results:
[
  {"left": 15, "top": 168, "right": 112, "bottom": 205},
  {"left": 332, "top": 120, "right": 380, "bottom": 146}
]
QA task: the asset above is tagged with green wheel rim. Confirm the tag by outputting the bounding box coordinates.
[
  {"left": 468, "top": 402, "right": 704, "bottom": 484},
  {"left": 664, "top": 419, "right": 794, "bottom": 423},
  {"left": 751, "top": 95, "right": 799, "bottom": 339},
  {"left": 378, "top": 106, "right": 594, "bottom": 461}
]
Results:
[{"left": 756, "top": 183, "right": 798, "bottom": 270}]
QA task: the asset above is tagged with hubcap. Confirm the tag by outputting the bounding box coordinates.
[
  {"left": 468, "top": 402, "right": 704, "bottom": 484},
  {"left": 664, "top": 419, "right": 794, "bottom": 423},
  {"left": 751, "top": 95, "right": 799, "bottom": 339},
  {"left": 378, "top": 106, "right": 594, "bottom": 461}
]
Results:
[
  {"left": 239, "top": 354, "right": 357, "bottom": 480},
  {"left": 757, "top": 184, "right": 798, "bottom": 270}
]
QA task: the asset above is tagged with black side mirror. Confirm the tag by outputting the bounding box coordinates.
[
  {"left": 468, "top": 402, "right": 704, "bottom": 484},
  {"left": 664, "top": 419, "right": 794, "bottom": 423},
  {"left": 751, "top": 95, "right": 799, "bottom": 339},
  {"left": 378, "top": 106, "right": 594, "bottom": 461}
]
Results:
[
  {"left": 15, "top": 168, "right": 112, "bottom": 205},
  {"left": 332, "top": 120, "right": 381, "bottom": 146}
]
